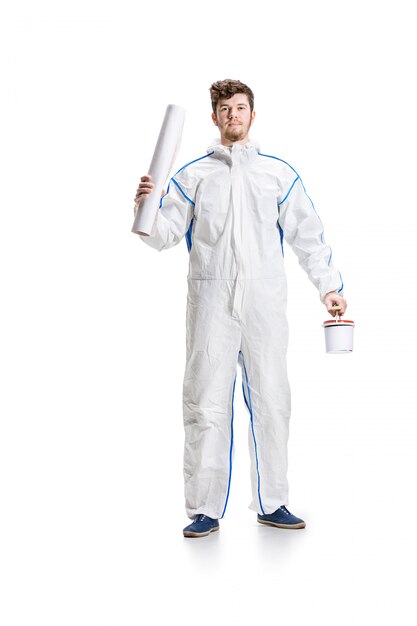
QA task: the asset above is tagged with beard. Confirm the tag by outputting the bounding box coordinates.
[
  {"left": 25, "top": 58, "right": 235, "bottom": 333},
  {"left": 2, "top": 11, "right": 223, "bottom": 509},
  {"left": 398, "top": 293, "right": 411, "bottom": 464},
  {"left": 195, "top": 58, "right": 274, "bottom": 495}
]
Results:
[{"left": 224, "top": 121, "right": 250, "bottom": 143}]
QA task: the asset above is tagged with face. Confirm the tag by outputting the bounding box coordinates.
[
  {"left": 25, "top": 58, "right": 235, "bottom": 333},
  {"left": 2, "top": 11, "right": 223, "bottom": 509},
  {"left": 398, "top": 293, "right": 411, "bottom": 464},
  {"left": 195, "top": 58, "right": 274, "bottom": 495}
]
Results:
[{"left": 212, "top": 93, "right": 255, "bottom": 146}]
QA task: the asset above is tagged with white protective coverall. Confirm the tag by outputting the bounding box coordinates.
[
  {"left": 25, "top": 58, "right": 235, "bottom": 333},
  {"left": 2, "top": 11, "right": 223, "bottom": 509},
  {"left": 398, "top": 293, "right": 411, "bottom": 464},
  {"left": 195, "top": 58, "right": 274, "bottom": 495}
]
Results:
[{"left": 139, "top": 139, "right": 343, "bottom": 520}]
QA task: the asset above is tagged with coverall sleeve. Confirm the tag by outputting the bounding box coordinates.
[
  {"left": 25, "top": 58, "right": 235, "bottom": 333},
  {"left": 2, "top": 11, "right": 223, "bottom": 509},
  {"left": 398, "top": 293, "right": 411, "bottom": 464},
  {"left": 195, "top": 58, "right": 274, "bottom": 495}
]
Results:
[
  {"left": 278, "top": 175, "right": 344, "bottom": 301},
  {"left": 138, "top": 175, "right": 194, "bottom": 252}
]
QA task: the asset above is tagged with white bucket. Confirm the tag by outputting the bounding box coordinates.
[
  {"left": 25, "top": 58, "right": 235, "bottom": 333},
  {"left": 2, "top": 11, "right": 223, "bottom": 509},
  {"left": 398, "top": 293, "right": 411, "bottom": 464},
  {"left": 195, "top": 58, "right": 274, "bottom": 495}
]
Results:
[{"left": 323, "top": 316, "right": 355, "bottom": 353}]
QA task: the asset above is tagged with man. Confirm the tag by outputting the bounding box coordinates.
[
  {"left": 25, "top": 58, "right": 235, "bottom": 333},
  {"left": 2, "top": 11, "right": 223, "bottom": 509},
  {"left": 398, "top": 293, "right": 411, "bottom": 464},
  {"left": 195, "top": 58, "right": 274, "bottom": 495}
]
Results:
[{"left": 134, "top": 79, "right": 347, "bottom": 538}]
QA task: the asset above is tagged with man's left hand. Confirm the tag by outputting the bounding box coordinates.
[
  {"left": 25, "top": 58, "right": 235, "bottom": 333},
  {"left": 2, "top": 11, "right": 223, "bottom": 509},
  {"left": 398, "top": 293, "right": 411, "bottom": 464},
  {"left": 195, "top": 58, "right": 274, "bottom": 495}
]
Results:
[{"left": 324, "top": 291, "right": 347, "bottom": 317}]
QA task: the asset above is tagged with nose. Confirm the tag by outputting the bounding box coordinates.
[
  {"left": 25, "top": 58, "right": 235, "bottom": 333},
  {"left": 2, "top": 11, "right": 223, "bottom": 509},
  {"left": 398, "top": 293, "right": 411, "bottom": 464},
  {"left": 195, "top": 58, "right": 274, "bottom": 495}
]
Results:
[{"left": 228, "top": 108, "right": 238, "bottom": 119}]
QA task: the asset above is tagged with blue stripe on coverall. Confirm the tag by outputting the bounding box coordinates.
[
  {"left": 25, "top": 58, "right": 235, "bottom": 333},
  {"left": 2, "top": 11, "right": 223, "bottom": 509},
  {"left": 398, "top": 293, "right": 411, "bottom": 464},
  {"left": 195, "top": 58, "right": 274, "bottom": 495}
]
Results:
[
  {"left": 259, "top": 151, "right": 343, "bottom": 286},
  {"left": 163, "top": 151, "right": 215, "bottom": 253},
  {"left": 240, "top": 351, "right": 266, "bottom": 515},
  {"left": 221, "top": 374, "right": 237, "bottom": 518}
]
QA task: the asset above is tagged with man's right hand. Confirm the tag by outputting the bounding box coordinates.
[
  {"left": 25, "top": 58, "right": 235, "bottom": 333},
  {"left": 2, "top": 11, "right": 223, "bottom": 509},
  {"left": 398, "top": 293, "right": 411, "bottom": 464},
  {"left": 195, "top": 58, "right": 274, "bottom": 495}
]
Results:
[{"left": 134, "top": 175, "right": 155, "bottom": 206}]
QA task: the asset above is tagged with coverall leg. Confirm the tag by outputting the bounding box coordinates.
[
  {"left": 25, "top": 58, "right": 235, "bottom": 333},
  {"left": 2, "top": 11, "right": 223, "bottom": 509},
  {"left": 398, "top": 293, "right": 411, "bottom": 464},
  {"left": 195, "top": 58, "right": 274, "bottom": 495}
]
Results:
[
  {"left": 239, "top": 277, "right": 290, "bottom": 515},
  {"left": 183, "top": 276, "right": 290, "bottom": 520}
]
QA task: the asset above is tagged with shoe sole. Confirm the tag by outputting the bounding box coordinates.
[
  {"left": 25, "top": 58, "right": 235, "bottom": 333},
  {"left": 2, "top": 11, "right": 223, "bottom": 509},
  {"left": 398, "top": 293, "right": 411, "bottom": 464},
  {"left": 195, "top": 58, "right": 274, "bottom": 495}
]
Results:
[
  {"left": 183, "top": 526, "right": 220, "bottom": 538},
  {"left": 257, "top": 519, "right": 306, "bottom": 529}
]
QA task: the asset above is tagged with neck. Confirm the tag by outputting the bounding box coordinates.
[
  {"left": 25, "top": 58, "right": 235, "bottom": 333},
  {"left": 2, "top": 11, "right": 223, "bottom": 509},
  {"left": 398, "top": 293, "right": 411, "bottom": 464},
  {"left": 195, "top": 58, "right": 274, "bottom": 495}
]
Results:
[{"left": 220, "top": 136, "right": 250, "bottom": 147}]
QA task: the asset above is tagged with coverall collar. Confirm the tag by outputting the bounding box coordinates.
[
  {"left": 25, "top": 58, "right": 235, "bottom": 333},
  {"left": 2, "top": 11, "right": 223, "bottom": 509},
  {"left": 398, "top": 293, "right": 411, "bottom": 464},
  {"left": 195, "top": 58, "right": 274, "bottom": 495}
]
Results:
[{"left": 207, "top": 138, "right": 260, "bottom": 165}]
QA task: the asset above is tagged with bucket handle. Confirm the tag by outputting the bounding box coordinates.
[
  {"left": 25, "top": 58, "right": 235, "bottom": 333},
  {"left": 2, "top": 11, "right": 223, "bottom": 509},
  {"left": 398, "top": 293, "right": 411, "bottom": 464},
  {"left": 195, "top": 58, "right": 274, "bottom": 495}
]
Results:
[{"left": 329, "top": 304, "right": 343, "bottom": 322}]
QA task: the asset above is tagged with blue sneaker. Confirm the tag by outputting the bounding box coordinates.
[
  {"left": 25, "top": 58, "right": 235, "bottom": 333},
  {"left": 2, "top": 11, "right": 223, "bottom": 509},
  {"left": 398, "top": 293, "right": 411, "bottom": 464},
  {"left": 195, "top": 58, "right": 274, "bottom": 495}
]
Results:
[
  {"left": 183, "top": 514, "right": 220, "bottom": 538},
  {"left": 257, "top": 505, "right": 306, "bottom": 529}
]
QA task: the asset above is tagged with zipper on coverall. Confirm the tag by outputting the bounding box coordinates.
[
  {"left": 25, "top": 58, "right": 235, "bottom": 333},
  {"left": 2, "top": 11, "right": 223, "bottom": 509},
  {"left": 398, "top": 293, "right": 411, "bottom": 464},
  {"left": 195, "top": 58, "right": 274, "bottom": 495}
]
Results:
[{"left": 230, "top": 156, "right": 244, "bottom": 321}]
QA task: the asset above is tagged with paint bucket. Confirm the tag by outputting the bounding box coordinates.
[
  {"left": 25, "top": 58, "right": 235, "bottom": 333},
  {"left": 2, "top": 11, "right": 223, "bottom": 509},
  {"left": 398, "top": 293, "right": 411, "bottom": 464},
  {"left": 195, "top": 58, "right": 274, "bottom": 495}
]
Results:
[{"left": 323, "top": 307, "right": 354, "bottom": 353}]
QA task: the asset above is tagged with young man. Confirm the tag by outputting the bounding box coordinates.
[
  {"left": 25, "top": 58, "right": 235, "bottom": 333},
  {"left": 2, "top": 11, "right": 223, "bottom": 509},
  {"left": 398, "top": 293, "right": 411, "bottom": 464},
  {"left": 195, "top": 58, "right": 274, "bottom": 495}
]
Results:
[{"left": 135, "top": 79, "right": 347, "bottom": 538}]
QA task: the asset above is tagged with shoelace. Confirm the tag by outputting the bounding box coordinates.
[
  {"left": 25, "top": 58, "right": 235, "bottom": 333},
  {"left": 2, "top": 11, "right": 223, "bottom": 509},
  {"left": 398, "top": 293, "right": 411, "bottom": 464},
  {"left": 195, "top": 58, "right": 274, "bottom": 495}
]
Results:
[
  {"left": 195, "top": 514, "right": 206, "bottom": 522},
  {"left": 279, "top": 506, "right": 290, "bottom": 515}
]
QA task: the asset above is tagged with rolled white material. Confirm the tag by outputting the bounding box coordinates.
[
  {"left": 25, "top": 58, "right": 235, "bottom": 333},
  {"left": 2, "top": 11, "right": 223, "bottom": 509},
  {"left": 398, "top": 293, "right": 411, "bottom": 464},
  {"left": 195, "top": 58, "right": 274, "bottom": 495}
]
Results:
[
  {"left": 323, "top": 319, "right": 355, "bottom": 353},
  {"left": 131, "top": 104, "right": 186, "bottom": 236}
]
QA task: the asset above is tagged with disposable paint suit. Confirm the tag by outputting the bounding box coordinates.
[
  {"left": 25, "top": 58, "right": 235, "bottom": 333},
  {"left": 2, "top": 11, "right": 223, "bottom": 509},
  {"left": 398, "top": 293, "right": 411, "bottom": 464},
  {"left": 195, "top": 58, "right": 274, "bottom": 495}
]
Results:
[{"left": 139, "top": 139, "right": 343, "bottom": 520}]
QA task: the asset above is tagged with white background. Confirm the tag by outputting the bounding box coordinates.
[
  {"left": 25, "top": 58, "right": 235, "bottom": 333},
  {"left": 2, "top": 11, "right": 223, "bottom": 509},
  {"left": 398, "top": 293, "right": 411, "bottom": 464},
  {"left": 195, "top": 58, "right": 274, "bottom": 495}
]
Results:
[{"left": 1, "top": 1, "right": 416, "bottom": 624}]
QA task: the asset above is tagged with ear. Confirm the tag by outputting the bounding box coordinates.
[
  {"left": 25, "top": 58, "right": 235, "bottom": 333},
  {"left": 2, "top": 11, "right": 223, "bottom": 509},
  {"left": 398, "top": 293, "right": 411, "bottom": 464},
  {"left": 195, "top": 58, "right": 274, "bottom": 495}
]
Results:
[
  {"left": 211, "top": 112, "right": 218, "bottom": 126},
  {"left": 251, "top": 111, "right": 256, "bottom": 124}
]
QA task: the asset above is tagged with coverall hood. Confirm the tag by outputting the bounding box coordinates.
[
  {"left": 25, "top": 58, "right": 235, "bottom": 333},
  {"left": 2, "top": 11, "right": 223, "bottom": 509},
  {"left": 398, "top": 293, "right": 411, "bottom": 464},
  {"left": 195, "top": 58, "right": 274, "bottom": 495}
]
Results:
[{"left": 206, "top": 138, "right": 261, "bottom": 165}]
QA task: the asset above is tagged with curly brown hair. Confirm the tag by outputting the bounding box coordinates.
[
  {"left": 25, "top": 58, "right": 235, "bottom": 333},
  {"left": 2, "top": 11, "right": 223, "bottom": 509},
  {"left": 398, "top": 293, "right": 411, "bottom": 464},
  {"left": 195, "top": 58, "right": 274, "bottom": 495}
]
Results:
[{"left": 210, "top": 79, "right": 254, "bottom": 115}]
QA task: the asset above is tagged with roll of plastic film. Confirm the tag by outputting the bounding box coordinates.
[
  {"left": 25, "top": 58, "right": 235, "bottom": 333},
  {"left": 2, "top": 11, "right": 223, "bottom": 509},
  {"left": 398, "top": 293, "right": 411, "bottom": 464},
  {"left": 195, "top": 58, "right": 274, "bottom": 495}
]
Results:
[{"left": 132, "top": 104, "right": 186, "bottom": 236}]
